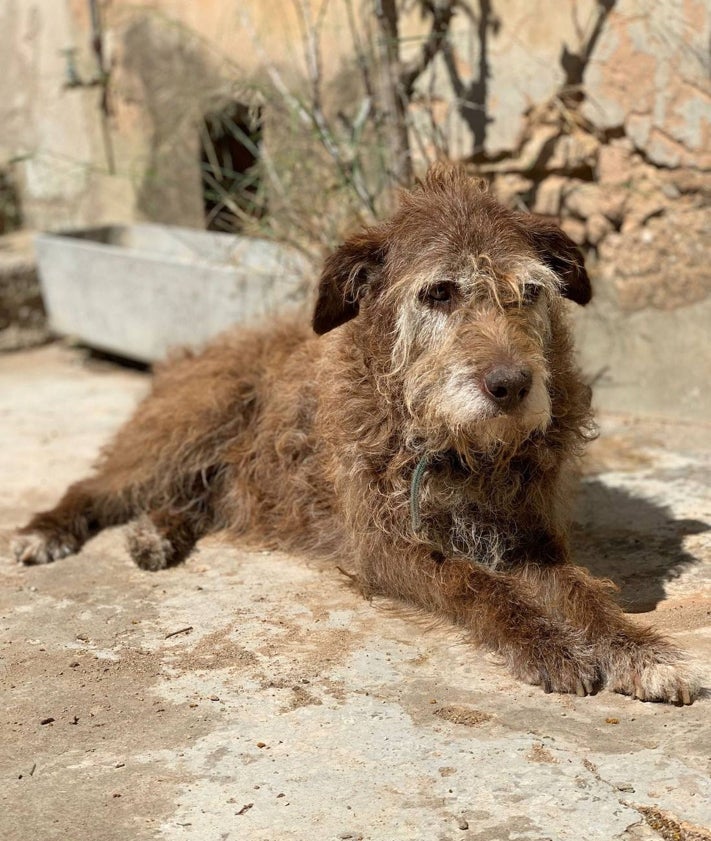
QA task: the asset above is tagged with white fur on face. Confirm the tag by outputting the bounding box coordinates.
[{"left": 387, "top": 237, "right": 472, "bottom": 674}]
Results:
[
  {"left": 440, "top": 365, "right": 497, "bottom": 425},
  {"left": 392, "top": 259, "right": 557, "bottom": 444},
  {"left": 438, "top": 362, "right": 552, "bottom": 435}
]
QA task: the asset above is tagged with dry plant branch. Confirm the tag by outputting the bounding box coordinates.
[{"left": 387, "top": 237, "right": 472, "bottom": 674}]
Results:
[
  {"left": 400, "top": 0, "right": 459, "bottom": 98},
  {"left": 240, "top": 6, "right": 378, "bottom": 215}
]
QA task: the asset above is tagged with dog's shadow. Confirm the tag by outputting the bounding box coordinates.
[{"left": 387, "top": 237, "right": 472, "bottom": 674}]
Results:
[{"left": 571, "top": 479, "right": 709, "bottom": 613}]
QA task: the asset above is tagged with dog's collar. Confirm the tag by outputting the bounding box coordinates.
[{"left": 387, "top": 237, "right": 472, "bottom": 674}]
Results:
[
  {"left": 410, "top": 450, "right": 469, "bottom": 534},
  {"left": 409, "top": 455, "right": 430, "bottom": 533}
]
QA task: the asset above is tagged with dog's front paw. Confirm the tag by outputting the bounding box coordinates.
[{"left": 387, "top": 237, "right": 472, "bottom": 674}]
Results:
[
  {"left": 509, "top": 627, "right": 602, "bottom": 697},
  {"left": 12, "top": 530, "right": 78, "bottom": 565},
  {"left": 603, "top": 640, "right": 702, "bottom": 705}
]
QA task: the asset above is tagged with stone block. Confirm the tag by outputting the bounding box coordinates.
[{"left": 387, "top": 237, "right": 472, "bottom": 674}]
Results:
[
  {"left": 563, "top": 183, "right": 602, "bottom": 220},
  {"left": 35, "top": 224, "right": 311, "bottom": 363},
  {"left": 532, "top": 175, "right": 568, "bottom": 217},
  {"left": 585, "top": 212, "right": 612, "bottom": 246}
]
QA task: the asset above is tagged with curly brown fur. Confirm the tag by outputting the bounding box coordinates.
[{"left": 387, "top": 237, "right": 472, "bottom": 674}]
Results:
[{"left": 14, "top": 164, "right": 700, "bottom": 704}]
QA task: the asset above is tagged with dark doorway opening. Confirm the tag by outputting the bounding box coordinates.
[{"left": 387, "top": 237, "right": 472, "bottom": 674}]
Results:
[{"left": 199, "top": 102, "right": 264, "bottom": 232}]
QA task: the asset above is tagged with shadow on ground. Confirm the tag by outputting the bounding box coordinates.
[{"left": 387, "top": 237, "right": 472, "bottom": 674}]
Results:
[{"left": 572, "top": 479, "right": 709, "bottom": 612}]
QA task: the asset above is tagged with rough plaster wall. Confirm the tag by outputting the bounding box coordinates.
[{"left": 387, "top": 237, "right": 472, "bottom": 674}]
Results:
[
  {"left": 0, "top": 1, "right": 137, "bottom": 230},
  {"left": 582, "top": 0, "right": 711, "bottom": 169},
  {"left": 415, "top": 0, "right": 710, "bottom": 422},
  {"left": 1, "top": 0, "right": 709, "bottom": 419},
  {"left": 576, "top": 1, "right": 711, "bottom": 421},
  {"left": 118, "top": 16, "right": 224, "bottom": 228},
  {"left": 419, "top": 0, "right": 600, "bottom": 158}
]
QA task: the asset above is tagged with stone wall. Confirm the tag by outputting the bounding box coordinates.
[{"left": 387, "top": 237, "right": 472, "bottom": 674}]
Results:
[
  {"left": 0, "top": 0, "right": 708, "bottom": 418},
  {"left": 412, "top": 0, "right": 711, "bottom": 421}
]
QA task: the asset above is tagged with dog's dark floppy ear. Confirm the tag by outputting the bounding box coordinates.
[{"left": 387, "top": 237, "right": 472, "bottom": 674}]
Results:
[
  {"left": 312, "top": 228, "right": 387, "bottom": 335},
  {"left": 519, "top": 215, "right": 592, "bottom": 305}
]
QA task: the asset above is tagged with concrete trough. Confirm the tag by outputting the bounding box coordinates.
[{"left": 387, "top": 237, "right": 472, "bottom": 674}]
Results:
[{"left": 34, "top": 224, "right": 311, "bottom": 363}]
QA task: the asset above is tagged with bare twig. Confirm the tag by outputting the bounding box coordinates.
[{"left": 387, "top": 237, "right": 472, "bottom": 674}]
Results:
[
  {"left": 344, "top": 0, "right": 377, "bottom": 101},
  {"left": 400, "top": 1, "right": 458, "bottom": 99},
  {"left": 240, "top": 6, "right": 377, "bottom": 214},
  {"left": 374, "top": 0, "right": 413, "bottom": 186},
  {"left": 165, "top": 626, "right": 193, "bottom": 639}
]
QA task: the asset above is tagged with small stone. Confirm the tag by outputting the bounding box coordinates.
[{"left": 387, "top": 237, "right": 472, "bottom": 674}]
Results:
[
  {"left": 547, "top": 131, "right": 599, "bottom": 171},
  {"left": 616, "top": 782, "right": 635, "bottom": 792},
  {"left": 256, "top": 742, "right": 266, "bottom": 748},
  {"left": 40, "top": 717, "right": 54, "bottom": 725},
  {"left": 563, "top": 183, "right": 601, "bottom": 220},
  {"left": 533, "top": 176, "right": 567, "bottom": 216},
  {"left": 458, "top": 816, "right": 470, "bottom": 830},
  {"left": 597, "top": 143, "right": 633, "bottom": 185},
  {"left": 493, "top": 173, "right": 534, "bottom": 207},
  {"left": 518, "top": 124, "right": 560, "bottom": 171},
  {"left": 561, "top": 217, "right": 587, "bottom": 245},
  {"left": 661, "top": 182, "right": 680, "bottom": 200},
  {"left": 586, "top": 212, "right": 612, "bottom": 246}
]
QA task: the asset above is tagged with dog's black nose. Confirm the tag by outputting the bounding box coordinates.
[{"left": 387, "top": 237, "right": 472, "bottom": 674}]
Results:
[{"left": 483, "top": 365, "right": 532, "bottom": 411}]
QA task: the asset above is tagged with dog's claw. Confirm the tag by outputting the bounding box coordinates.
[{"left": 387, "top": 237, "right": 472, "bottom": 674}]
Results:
[
  {"left": 605, "top": 647, "right": 701, "bottom": 705},
  {"left": 12, "top": 532, "right": 74, "bottom": 566}
]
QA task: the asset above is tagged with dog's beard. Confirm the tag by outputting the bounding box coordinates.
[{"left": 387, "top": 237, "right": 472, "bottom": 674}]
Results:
[{"left": 406, "top": 371, "right": 552, "bottom": 456}]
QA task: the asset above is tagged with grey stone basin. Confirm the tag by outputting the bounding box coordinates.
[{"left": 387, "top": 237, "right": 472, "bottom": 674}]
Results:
[{"left": 35, "top": 224, "right": 310, "bottom": 362}]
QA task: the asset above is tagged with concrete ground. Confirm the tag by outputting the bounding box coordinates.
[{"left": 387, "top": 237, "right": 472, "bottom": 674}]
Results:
[{"left": 1, "top": 343, "right": 709, "bottom": 841}]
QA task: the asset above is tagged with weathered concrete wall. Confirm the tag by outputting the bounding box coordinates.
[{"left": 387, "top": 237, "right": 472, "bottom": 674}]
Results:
[
  {"left": 0, "top": 0, "right": 368, "bottom": 231},
  {"left": 0, "top": 0, "right": 708, "bottom": 419},
  {"left": 583, "top": 0, "right": 711, "bottom": 170},
  {"left": 419, "top": 0, "right": 711, "bottom": 422},
  {"left": 0, "top": 1, "right": 137, "bottom": 230},
  {"left": 575, "top": 2, "right": 710, "bottom": 421}
]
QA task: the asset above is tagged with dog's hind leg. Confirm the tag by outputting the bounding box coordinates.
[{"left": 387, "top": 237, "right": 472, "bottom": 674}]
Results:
[
  {"left": 125, "top": 469, "right": 223, "bottom": 571},
  {"left": 126, "top": 507, "right": 208, "bottom": 571},
  {"left": 14, "top": 341, "right": 252, "bottom": 566},
  {"left": 13, "top": 475, "right": 136, "bottom": 565},
  {"left": 14, "top": 459, "right": 226, "bottom": 568}
]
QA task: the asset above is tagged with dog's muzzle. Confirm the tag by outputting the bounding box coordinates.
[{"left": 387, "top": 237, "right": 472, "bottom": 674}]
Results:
[{"left": 482, "top": 364, "right": 533, "bottom": 412}]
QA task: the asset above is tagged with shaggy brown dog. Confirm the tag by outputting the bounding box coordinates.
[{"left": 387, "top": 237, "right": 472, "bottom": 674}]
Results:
[{"left": 14, "top": 165, "right": 699, "bottom": 704}]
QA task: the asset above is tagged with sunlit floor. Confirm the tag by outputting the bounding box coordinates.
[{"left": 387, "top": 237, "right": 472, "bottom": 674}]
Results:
[{"left": 1, "top": 343, "right": 709, "bottom": 841}]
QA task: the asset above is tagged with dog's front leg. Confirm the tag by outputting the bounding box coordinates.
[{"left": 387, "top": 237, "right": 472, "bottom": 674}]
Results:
[
  {"left": 517, "top": 558, "right": 701, "bottom": 704},
  {"left": 366, "top": 546, "right": 601, "bottom": 696}
]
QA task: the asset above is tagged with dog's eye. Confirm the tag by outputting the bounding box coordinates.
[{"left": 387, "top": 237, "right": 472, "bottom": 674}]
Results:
[
  {"left": 420, "top": 282, "right": 457, "bottom": 308},
  {"left": 522, "top": 284, "right": 542, "bottom": 305}
]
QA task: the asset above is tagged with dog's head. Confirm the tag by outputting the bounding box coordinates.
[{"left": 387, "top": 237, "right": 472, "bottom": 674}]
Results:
[{"left": 313, "top": 164, "right": 591, "bottom": 454}]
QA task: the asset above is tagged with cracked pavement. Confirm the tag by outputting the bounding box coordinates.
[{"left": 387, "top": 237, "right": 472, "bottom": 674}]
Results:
[{"left": 1, "top": 344, "right": 709, "bottom": 841}]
